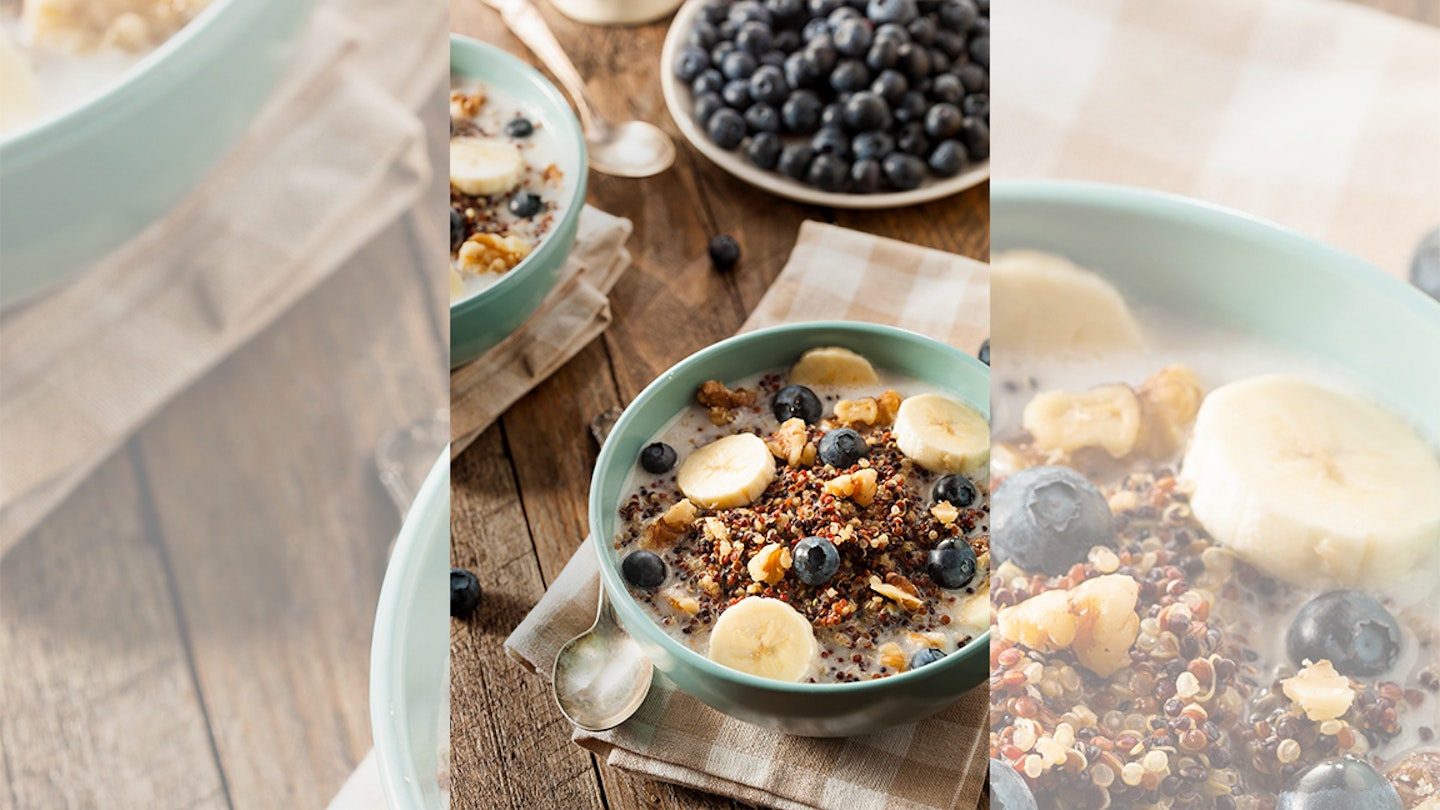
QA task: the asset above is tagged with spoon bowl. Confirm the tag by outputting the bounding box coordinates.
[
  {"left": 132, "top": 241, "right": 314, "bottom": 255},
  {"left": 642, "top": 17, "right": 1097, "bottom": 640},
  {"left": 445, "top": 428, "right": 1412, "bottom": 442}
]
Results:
[
  {"left": 588, "top": 120, "right": 676, "bottom": 179},
  {"left": 552, "top": 583, "right": 654, "bottom": 731}
]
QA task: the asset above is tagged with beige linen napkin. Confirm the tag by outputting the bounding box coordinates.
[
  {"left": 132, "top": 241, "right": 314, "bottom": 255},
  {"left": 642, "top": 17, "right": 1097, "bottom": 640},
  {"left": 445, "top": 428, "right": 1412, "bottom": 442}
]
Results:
[
  {"left": 0, "top": 0, "right": 446, "bottom": 554},
  {"left": 449, "top": 206, "right": 634, "bottom": 458},
  {"left": 503, "top": 221, "right": 991, "bottom": 810},
  {"left": 992, "top": 0, "right": 1440, "bottom": 280}
]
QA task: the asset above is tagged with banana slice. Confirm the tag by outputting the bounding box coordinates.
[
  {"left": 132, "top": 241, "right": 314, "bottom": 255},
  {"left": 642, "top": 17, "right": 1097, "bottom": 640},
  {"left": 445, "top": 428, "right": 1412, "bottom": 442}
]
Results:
[
  {"left": 991, "top": 250, "right": 1144, "bottom": 355},
  {"left": 708, "top": 596, "right": 817, "bottom": 681},
  {"left": 895, "top": 393, "right": 990, "bottom": 480},
  {"left": 450, "top": 136, "right": 525, "bottom": 197},
  {"left": 676, "top": 433, "right": 776, "bottom": 509},
  {"left": 0, "top": 34, "right": 40, "bottom": 133},
  {"left": 788, "top": 347, "right": 880, "bottom": 388},
  {"left": 1181, "top": 375, "right": 1440, "bottom": 589}
]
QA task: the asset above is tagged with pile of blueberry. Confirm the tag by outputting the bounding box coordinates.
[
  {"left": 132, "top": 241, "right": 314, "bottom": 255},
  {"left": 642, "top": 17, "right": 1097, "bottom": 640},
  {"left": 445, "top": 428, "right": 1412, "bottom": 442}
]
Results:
[{"left": 674, "top": 0, "right": 989, "bottom": 194}]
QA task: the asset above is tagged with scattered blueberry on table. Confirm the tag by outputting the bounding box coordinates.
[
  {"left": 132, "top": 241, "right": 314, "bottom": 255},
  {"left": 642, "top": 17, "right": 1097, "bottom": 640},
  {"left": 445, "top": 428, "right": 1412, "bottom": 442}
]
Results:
[
  {"left": 708, "top": 234, "right": 742, "bottom": 270},
  {"left": 640, "top": 441, "right": 678, "bottom": 473},
  {"left": 676, "top": 0, "right": 989, "bottom": 194},
  {"left": 451, "top": 568, "right": 483, "bottom": 618}
]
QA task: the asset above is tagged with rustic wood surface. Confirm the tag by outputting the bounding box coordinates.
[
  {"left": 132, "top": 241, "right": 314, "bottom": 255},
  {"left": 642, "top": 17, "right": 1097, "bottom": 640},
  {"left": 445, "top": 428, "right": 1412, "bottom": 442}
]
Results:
[
  {"left": 0, "top": 92, "right": 449, "bottom": 809},
  {"left": 448, "top": 1, "right": 1434, "bottom": 810}
]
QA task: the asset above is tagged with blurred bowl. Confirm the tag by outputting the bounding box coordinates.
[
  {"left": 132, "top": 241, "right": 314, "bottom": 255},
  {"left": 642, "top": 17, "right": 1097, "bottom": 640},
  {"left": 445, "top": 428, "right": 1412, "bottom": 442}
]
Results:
[
  {"left": 0, "top": 0, "right": 315, "bottom": 308},
  {"left": 588, "top": 321, "right": 991, "bottom": 737},
  {"left": 449, "top": 35, "right": 588, "bottom": 368},
  {"left": 991, "top": 180, "right": 1440, "bottom": 431},
  {"left": 370, "top": 450, "right": 448, "bottom": 810}
]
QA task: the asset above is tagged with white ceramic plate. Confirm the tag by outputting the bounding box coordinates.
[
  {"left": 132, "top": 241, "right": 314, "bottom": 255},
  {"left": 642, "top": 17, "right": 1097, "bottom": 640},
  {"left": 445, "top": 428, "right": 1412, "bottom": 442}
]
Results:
[
  {"left": 370, "top": 452, "right": 449, "bottom": 810},
  {"left": 659, "top": 0, "right": 988, "bottom": 209}
]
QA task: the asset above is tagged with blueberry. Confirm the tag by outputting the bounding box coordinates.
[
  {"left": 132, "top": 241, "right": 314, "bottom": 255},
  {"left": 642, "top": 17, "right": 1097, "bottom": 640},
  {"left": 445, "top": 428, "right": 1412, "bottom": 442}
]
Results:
[
  {"left": 700, "top": 0, "right": 727, "bottom": 24},
  {"left": 803, "top": 37, "right": 839, "bottom": 74},
  {"left": 781, "top": 90, "right": 824, "bottom": 133},
  {"left": 749, "top": 64, "right": 789, "bottom": 105},
  {"left": 806, "top": 153, "right": 849, "bottom": 191},
  {"left": 784, "top": 52, "right": 820, "bottom": 89},
  {"left": 992, "top": 466, "right": 1116, "bottom": 575},
  {"left": 969, "top": 33, "right": 989, "bottom": 67},
  {"left": 906, "top": 15, "right": 936, "bottom": 45},
  {"left": 729, "top": 0, "right": 772, "bottom": 24},
  {"left": 829, "top": 59, "right": 871, "bottom": 93},
  {"left": 451, "top": 568, "right": 482, "bottom": 617},
  {"left": 721, "top": 79, "right": 753, "bottom": 109},
  {"left": 778, "top": 143, "right": 815, "bottom": 179},
  {"left": 928, "top": 46, "right": 951, "bottom": 74},
  {"left": 866, "top": 38, "right": 899, "bottom": 71},
  {"left": 819, "top": 427, "right": 867, "bottom": 467},
  {"left": 811, "top": 126, "right": 851, "bottom": 158},
  {"left": 773, "top": 29, "right": 801, "bottom": 52},
  {"left": 933, "top": 473, "right": 977, "bottom": 507},
  {"left": 842, "top": 91, "right": 891, "bottom": 131},
  {"left": 910, "top": 647, "right": 947, "bottom": 669},
  {"left": 721, "top": 50, "right": 758, "bottom": 80},
  {"left": 827, "top": 5, "right": 862, "bottom": 27},
  {"left": 881, "top": 152, "right": 926, "bottom": 190},
  {"left": 850, "top": 158, "right": 882, "bottom": 193},
  {"left": 867, "top": 0, "right": 917, "bottom": 25},
  {"left": 893, "top": 89, "right": 928, "bottom": 123},
  {"left": 639, "top": 441, "right": 678, "bottom": 473},
  {"left": 929, "top": 73, "right": 963, "bottom": 105},
  {"left": 956, "top": 62, "right": 988, "bottom": 93},
  {"left": 872, "top": 68, "right": 909, "bottom": 105},
  {"left": 934, "top": 29, "right": 965, "bottom": 59},
  {"left": 820, "top": 101, "right": 845, "bottom": 129},
  {"left": 621, "top": 550, "right": 667, "bottom": 589},
  {"left": 706, "top": 107, "right": 747, "bottom": 149},
  {"left": 990, "top": 759, "right": 1039, "bottom": 810},
  {"left": 694, "top": 92, "right": 726, "bottom": 127},
  {"left": 688, "top": 20, "right": 719, "bottom": 49},
  {"left": 745, "top": 131, "right": 783, "bottom": 169},
  {"left": 745, "top": 102, "right": 781, "bottom": 132},
  {"left": 928, "top": 139, "right": 966, "bottom": 177},
  {"left": 808, "top": 0, "right": 842, "bottom": 15},
  {"left": 927, "top": 538, "right": 977, "bottom": 589},
  {"left": 767, "top": 0, "right": 805, "bottom": 24},
  {"left": 895, "top": 121, "right": 929, "bottom": 155},
  {"left": 711, "top": 40, "right": 737, "bottom": 66},
  {"left": 792, "top": 536, "right": 841, "bottom": 585},
  {"left": 773, "top": 384, "right": 823, "bottom": 424},
  {"left": 736, "top": 20, "right": 773, "bottom": 54},
  {"left": 960, "top": 116, "right": 989, "bottom": 159},
  {"left": 873, "top": 21, "right": 910, "bottom": 46},
  {"left": 896, "top": 41, "right": 931, "bottom": 78},
  {"left": 450, "top": 208, "right": 464, "bottom": 252},
  {"left": 508, "top": 192, "right": 542, "bottom": 218},
  {"left": 504, "top": 117, "right": 534, "bottom": 138},
  {"left": 833, "top": 17, "right": 873, "bottom": 57},
  {"left": 801, "top": 16, "right": 833, "bottom": 42},
  {"left": 1277, "top": 758, "right": 1402, "bottom": 810},
  {"left": 692, "top": 68, "right": 726, "bottom": 96},
  {"left": 675, "top": 46, "right": 711, "bottom": 82},
  {"left": 708, "top": 234, "right": 741, "bottom": 270},
  {"left": 978, "top": 337, "right": 989, "bottom": 366},
  {"left": 852, "top": 130, "right": 895, "bottom": 161},
  {"left": 961, "top": 92, "right": 989, "bottom": 119},
  {"left": 939, "top": 0, "right": 978, "bottom": 33},
  {"left": 1287, "top": 590, "right": 1402, "bottom": 677}
]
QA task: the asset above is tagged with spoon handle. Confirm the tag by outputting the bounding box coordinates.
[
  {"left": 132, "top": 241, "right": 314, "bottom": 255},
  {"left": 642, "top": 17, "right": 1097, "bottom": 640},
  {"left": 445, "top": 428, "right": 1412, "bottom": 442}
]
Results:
[{"left": 483, "top": 0, "right": 604, "bottom": 135}]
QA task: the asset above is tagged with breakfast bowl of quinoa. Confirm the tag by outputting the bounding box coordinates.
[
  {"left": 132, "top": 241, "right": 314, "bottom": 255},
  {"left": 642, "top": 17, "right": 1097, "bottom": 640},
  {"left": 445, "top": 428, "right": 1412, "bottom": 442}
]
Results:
[
  {"left": 589, "top": 321, "right": 992, "bottom": 737},
  {"left": 449, "top": 35, "right": 587, "bottom": 368}
]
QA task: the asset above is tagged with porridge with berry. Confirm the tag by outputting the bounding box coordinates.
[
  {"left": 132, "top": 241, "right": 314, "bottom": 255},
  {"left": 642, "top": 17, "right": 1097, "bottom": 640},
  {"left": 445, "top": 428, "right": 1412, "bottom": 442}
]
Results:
[
  {"left": 987, "top": 251, "right": 1440, "bottom": 809},
  {"left": 1, "top": 0, "right": 209, "bottom": 132},
  {"left": 449, "top": 76, "right": 569, "bottom": 302},
  {"left": 613, "top": 346, "right": 991, "bottom": 684}
]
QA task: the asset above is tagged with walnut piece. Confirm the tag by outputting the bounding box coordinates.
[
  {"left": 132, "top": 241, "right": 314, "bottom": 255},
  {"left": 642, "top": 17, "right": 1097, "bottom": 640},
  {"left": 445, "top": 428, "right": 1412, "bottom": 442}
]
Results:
[
  {"left": 746, "top": 542, "right": 791, "bottom": 585},
  {"left": 870, "top": 575, "right": 923, "bottom": 611},
  {"left": 765, "top": 418, "right": 815, "bottom": 468},
  {"left": 457, "top": 233, "right": 532, "bottom": 276},
  {"left": 642, "top": 498, "right": 698, "bottom": 548},
  {"left": 824, "top": 468, "right": 878, "bottom": 506},
  {"left": 697, "top": 380, "right": 755, "bottom": 426},
  {"left": 996, "top": 574, "right": 1140, "bottom": 677},
  {"left": 1282, "top": 660, "right": 1355, "bottom": 721}
]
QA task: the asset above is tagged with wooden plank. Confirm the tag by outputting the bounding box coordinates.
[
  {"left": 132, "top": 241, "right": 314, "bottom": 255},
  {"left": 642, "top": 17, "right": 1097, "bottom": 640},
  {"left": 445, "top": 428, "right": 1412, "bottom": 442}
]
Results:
[
  {"left": 0, "top": 451, "right": 229, "bottom": 810},
  {"left": 449, "top": 426, "right": 608, "bottom": 810},
  {"left": 130, "top": 210, "right": 448, "bottom": 808}
]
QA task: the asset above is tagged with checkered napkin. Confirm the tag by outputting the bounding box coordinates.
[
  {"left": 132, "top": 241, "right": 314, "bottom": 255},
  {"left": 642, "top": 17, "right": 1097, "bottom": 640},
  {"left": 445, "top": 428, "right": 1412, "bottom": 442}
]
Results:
[
  {"left": 992, "top": 0, "right": 1440, "bottom": 280},
  {"left": 502, "top": 221, "right": 990, "bottom": 810},
  {"left": 0, "top": 0, "right": 445, "bottom": 555},
  {"left": 449, "top": 206, "right": 634, "bottom": 458}
]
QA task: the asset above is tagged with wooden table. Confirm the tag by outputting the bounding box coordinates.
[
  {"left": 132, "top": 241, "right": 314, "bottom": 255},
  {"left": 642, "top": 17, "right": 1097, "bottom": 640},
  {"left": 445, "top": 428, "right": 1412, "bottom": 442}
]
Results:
[
  {"left": 447, "top": 3, "right": 988, "bottom": 810},
  {"left": 0, "top": 98, "right": 449, "bottom": 809}
]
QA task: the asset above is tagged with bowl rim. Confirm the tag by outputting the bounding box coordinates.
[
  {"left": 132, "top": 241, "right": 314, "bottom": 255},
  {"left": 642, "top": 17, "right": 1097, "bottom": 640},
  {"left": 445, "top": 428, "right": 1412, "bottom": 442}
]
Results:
[
  {"left": 0, "top": 0, "right": 249, "bottom": 155},
  {"left": 658, "top": 0, "right": 990, "bottom": 210},
  {"left": 448, "top": 34, "right": 589, "bottom": 315},
  {"left": 589, "top": 320, "right": 992, "bottom": 695},
  {"left": 370, "top": 449, "right": 449, "bottom": 810},
  {"left": 991, "top": 179, "right": 1440, "bottom": 325}
]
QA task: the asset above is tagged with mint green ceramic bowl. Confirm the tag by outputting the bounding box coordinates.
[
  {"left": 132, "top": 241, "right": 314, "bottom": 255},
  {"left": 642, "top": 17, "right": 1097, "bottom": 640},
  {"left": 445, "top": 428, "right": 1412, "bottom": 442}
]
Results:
[
  {"left": 589, "top": 321, "right": 991, "bottom": 737},
  {"left": 370, "top": 451, "right": 448, "bottom": 810},
  {"left": 0, "top": 0, "right": 314, "bottom": 308},
  {"left": 991, "top": 181, "right": 1440, "bottom": 432},
  {"left": 449, "top": 36, "right": 588, "bottom": 368}
]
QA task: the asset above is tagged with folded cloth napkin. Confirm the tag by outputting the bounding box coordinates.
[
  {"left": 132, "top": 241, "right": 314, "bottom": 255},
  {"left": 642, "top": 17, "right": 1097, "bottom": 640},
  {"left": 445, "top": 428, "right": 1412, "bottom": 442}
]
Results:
[
  {"left": 503, "top": 221, "right": 991, "bottom": 810},
  {"left": 450, "top": 206, "right": 634, "bottom": 458},
  {"left": 0, "top": 0, "right": 446, "bottom": 555},
  {"left": 992, "top": 0, "right": 1440, "bottom": 280}
]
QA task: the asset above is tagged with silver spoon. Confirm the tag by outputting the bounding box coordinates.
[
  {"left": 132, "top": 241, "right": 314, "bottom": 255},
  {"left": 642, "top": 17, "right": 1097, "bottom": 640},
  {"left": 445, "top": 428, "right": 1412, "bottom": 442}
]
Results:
[
  {"left": 553, "top": 582, "right": 655, "bottom": 731},
  {"left": 482, "top": 0, "right": 677, "bottom": 178}
]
